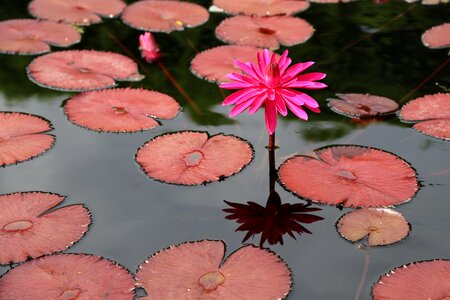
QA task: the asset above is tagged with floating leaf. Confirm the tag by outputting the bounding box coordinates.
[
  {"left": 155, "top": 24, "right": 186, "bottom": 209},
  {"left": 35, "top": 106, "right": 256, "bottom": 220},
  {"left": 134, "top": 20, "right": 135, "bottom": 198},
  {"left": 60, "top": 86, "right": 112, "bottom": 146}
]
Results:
[
  {"left": 191, "top": 45, "right": 266, "bottom": 83},
  {"left": 336, "top": 208, "right": 410, "bottom": 246},
  {"left": 0, "top": 253, "right": 135, "bottom": 299},
  {"left": 399, "top": 93, "right": 450, "bottom": 140},
  {"left": 212, "top": 0, "right": 309, "bottom": 17},
  {"left": 327, "top": 93, "right": 399, "bottom": 119},
  {"left": 64, "top": 88, "right": 180, "bottom": 133},
  {"left": 136, "top": 240, "right": 292, "bottom": 300},
  {"left": 422, "top": 23, "right": 450, "bottom": 49},
  {"left": 136, "top": 131, "right": 254, "bottom": 185},
  {"left": 27, "top": 50, "right": 144, "bottom": 92},
  {"left": 215, "top": 15, "right": 314, "bottom": 49},
  {"left": 0, "top": 192, "right": 91, "bottom": 264},
  {"left": 278, "top": 145, "right": 419, "bottom": 208},
  {"left": 0, "top": 112, "right": 54, "bottom": 167},
  {"left": 0, "top": 19, "right": 81, "bottom": 55},
  {"left": 122, "top": 0, "right": 209, "bottom": 33},
  {"left": 372, "top": 260, "right": 450, "bottom": 299},
  {"left": 309, "top": 0, "right": 356, "bottom": 3},
  {"left": 28, "top": 0, "right": 126, "bottom": 26}
]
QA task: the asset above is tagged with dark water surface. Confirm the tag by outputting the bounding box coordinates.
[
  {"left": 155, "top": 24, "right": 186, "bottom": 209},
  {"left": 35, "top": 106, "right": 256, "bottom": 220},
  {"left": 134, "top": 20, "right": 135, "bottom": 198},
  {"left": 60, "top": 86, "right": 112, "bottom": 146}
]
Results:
[{"left": 1, "top": 1, "right": 449, "bottom": 299}]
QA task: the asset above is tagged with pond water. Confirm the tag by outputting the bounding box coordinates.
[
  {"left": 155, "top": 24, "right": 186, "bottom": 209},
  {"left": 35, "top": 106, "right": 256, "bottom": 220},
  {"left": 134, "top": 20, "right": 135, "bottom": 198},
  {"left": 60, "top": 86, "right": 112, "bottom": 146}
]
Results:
[{"left": 0, "top": 0, "right": 449, "bottom": 299}]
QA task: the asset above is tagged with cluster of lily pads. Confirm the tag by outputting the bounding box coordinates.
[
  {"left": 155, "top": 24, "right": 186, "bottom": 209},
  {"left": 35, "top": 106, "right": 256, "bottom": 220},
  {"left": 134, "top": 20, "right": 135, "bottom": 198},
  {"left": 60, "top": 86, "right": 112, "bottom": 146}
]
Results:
[{"left": 0, "top": 0, "right": 449, "bottom": 299}]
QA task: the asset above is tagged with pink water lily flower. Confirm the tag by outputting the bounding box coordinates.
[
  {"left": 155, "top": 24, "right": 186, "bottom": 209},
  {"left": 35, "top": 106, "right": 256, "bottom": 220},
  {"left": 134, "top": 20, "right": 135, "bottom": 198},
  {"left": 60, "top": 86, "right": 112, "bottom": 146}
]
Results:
[
  {"left": 139, "top": 32, "right": 160, "bottom": 63},
  {"left": 220, "top": 49, "right": 327, "bottom": 134}
]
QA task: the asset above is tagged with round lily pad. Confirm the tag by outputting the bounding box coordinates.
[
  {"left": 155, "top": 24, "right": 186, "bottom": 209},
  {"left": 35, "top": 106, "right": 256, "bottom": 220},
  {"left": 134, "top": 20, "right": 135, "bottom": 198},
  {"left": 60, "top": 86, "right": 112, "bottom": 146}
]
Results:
[
  {"left": 278, "top": 145, "right": 419, "bottom": 208},
  {"left": 28, "top": 0, "right": 126, "bottom": 26},
  {"left": 0, "top": 112, "right": 54, "bottom": 167},
  {"left": 27, "top": 50, "right": 144, "bottom": 92},
  {"left": 0, "top": 191, "right": 91, "bottom": 264},
  {"left": 212, "top": 0, "right": 310, "bottom": 17},
  {"left": 336, "top": 208, "right": 410, "bottom": 246},
  {"left": 215, "top": 15, "right": 314, "bottom": 49},
  {"left": 136, "top": 240, "right": 292, "bottom": 300},
  {"left": 64, "top": 88, "right": 180, "bottom": 133},
  {"left": 135, "top": 131, "right": 254, "bottom": 185},
  {"left": 372, "top": 260, "right": 450, "bottom": 300},
  {"left": 121, "top": 0, "right": 209, "bottom": 33},
  {"left": 191, "top": 45, "right": 270, "bottom": 83},
  {"left": 421, "top": 22, "right": 450, "bottom": 49},
  {"left": 0, "top": 253, "right": 135, "bottom": 299},
  {"left": 0, "top": 19, "right": 81, "bottom": 55},
  {"left": 327, "top": 93, "right": 399, "bottom": 119},
  {"left": 399, "top": 93, "right": 450, "bottom": 140}
]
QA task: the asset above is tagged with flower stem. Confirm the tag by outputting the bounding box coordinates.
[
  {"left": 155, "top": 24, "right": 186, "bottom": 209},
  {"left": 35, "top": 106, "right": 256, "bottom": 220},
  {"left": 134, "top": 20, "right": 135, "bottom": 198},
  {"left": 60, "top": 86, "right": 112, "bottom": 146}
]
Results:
[{"left": 268, "top": 133, "right": 276, "bottom": 193}]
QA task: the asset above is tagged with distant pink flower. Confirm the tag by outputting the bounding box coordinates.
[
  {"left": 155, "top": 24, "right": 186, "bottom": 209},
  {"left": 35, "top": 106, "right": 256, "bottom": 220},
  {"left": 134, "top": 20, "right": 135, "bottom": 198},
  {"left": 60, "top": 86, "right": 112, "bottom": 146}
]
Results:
[
  {"left": 139, "top": 32, "right": 160, "bottom": 63},
  {"left": 220, "top": 49, "right": 327, "bottom": 134}
]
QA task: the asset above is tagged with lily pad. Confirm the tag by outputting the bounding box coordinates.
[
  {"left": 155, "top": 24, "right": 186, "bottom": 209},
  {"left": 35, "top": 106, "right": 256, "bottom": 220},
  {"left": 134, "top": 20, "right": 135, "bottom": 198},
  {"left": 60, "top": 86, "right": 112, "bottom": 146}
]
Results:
[
  {"left": 278, "top": 145, "right": 419, "bottom": 208},
  {"left": 421, "top": 23, "right": 450, "bottom": 49},
  {"left": 0, "top": 191, "right": 91, "bottom": 264},
  {"left": 27, "top": 50, "right": 144, "bottom": 92},
  {"left": 64, "top": 88, "right": 180, "bottom": 133},
  {"left": 399, "top": 93, "right": 450, "bottom": 140},
  {"left": 0, "top": 19, "right": 81, "bottom": 55},
  {"left": 135, "top": 131, "right": 254, "bottom": 186},
  {"left": 0, "top": 112, "right": 54, "bottom": 167},
  {"left": 372, "top": 260, "right": 450, "bottom": 300},
  {"left": 28, "top": 0, "right": 126, "bottom": 26},
  {"left": 215, "top": 15, "right": 314, "bottom": 49},
  {"left": 336, "top": 208, "right": 410, "bottom": 246},
  {"left": 121, "top": 0, "right": 209, "bottom": 33},
  {"left": 136, "top": 240, "right": 292, "bottom": 300},
  {"left": 0, "top": 253, "right": 135, "bottom": 299},
  {"left": 212, "top": 0, "right": 309, "bottom": 17},
  {"left": 327, "top": 93, "right": 399, "bottom": 119}
]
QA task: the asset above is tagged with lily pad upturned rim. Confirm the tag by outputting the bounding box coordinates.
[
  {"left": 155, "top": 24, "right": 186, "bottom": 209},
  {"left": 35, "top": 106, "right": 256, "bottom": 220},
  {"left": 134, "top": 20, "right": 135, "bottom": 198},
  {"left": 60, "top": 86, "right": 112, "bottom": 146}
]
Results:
[{"left": 135, "top": 130, "right": 255, "bottom": 186}]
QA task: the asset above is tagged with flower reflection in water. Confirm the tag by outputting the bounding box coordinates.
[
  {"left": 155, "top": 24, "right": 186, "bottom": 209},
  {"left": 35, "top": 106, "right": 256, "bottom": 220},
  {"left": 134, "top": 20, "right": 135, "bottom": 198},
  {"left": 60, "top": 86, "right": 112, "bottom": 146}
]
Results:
[{"left": 224, "top": 191, "right": 323, "bottom": 247}]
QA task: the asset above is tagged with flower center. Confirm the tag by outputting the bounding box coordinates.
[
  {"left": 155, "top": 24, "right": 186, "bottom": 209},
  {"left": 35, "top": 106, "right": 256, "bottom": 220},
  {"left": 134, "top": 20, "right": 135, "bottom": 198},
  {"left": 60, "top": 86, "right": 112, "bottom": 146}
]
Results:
[
  {"left": 58, "top": 288, "right": 81, "bottom": 300},
  {"left": 2, "top": 220, "right": 33, "bottom": 232},
  {"left": 183, "top": 150, "right": 204, "bottom": 167},
  {"left": 335, "top": 170, "right": 358, "bottom": 181},
  {"left": 198, "top": 271, "right": 225, "bottom": 292},
  {"left": 265, "top": 62, "right": 280, "bottom": 87},
  {"left": 258, "top": 27, "right": 276, "bottom": 35}
]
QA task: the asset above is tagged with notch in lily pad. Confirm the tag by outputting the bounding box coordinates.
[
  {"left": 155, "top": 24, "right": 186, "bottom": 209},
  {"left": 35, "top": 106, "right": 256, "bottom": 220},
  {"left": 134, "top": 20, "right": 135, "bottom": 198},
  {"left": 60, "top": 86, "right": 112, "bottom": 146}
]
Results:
[
  {"left": 336, "top": 208, "right": 410, "bottom": 246},
  {"left": 0, "top": 253, "right": 135, "bottom": 299},
  {"left": 278, "top": 145, "right": 419, "bottom": 208},
  {"left": 136, "top": 240, "right": 292, "bottom": 299},
  {"left": 64, "top": 88, "right": 180, "bottom": 133},
  {"left": 27, "top": 50, "right": 144, "bottom": 92},
  {"left": 0, "top": 191, "right": 91, "bottom": 265},
  {"left": 0, "top": 111, "right": 55, "bottom": 167},
  {"left": 135, "top": 131, "right": 254, "bottom": 186}
]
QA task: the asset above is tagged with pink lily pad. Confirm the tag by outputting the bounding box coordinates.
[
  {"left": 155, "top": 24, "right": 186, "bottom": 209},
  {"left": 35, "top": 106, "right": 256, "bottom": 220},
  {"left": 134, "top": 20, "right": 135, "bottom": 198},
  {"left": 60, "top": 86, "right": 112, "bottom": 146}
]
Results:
[
  {"left": 64, "top": 88, "right": 180, "bottom": 133},
  {"left": 327, "top": 93, "right": 399, "bottom": 118},
  {"left": 28, "top": 0, "right": 126, "bottom": 26},
  {"left": 422, "top": 23, "right": 450, "bottom": 49},
  {"left": 0, "top": 19, "right": 81, "bottom": 55},
  {"left": 336, "top": 208, "right": 410, "bottom": 246},
  {"left": 309, "top": 0, "right": 355, "bottom": 2},
  {"left": 215, "top": 15, "right": 314, "bottom": 49},
  {"left": 0, "top": 112, "right": 54, "bottom": 167},
  {"left": 372, "top": 260, "right": 450, "bottom": 300},
  {"left": 136, "top": 240, "right": 292, "bottom": 299},
  {"left": 27, "top": 50, "right": 144, "bottom": 92},
  {"left": 190, "top": 45, "right": 274, "bottom": 83},
  {"left": 121, "top": 0, "right": 209, "bottom": 33},
  {"left": 399, "top": 93, "right": 450, "bottom": 140},
  {"left": 212, "top": 0, "right": 310, "bottom": 17},
  {"left": 135, "top": 131, "right": 254, "bottom": 185},
  {"left": 0, "top": 192, "right": 91, "bottom": 265},
  {"left": 0, "top": 253, "right": 135, "bottom": 299},
  {"left": 278, "top": 145, "right": 419, "bottom": 208}
]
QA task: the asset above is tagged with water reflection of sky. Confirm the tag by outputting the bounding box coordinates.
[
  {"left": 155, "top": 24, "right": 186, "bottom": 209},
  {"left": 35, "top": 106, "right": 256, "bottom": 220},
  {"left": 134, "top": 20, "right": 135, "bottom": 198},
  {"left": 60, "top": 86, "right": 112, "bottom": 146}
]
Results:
[{"left": 1, "top": 91, "right": 449, "bottom": 299}]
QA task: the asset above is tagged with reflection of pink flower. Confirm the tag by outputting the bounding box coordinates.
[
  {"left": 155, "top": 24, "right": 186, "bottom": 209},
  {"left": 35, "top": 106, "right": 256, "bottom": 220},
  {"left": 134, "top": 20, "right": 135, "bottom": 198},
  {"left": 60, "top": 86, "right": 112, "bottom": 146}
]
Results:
[
  {"left": 139, "top": 32, "right": 160, "bottom": 62},
  {"left": 220, "top": 49, "right": 327, "bottom": 134}
]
